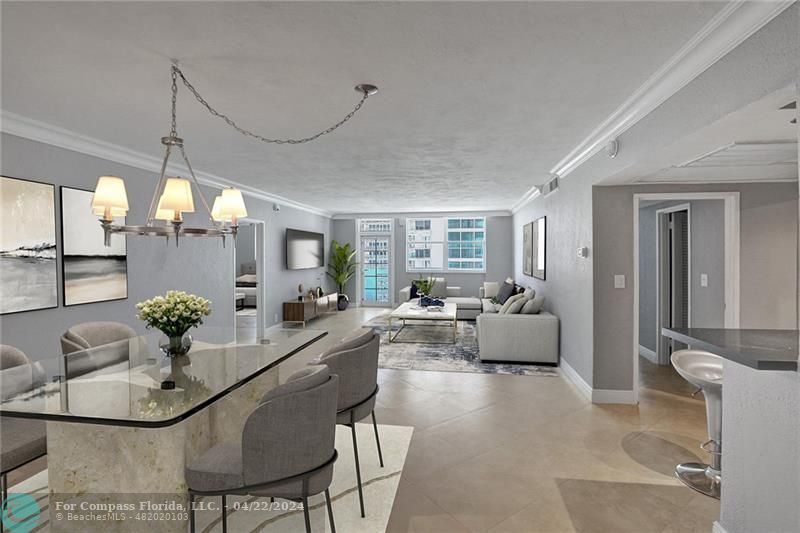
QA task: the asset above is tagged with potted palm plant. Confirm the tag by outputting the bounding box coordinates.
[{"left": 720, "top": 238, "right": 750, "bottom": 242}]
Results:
[{"left": 327, "top": 240, "right": 357, "bottom": 310}]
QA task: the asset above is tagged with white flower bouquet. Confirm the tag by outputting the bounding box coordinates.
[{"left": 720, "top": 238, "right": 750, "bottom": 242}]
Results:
[{"left": 136, "top": 291, "right": 211, "bottom": 338}]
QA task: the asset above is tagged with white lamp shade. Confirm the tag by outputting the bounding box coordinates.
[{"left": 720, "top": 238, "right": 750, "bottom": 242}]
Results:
[
  {"left": 91, "top": 176, "right": 129, "bottom": 217},
  {"left": 159, "top": 177, "right": 195, "bottom": 213},
  {"left": 211, "top": 195, "right": 231, "bottom": 222},
  {"left": 218, "top": 188, "right": 248, "bottom": 219},
  {"left": 154, "top": 197, "right": 175, "bottom": 221},
  {"left": 92, "top": 206, "right": 127, "bottom": 218}
]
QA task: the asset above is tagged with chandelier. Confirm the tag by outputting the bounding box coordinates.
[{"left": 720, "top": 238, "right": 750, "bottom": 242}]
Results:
[{"left": 91, "top": 64, "right": 378, "bottom": 247}]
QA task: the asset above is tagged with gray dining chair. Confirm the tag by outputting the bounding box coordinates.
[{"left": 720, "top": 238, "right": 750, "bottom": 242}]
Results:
[
  {"left": 0, "top": 345, "right": 47, "bottom": 528},
  {"left": 60, "top": 321, "right": 137, "bottom": 355},
  {"left": 315, "top": 328, "right": 382, "bottom": 518},
  {"left": 185, "top": 365, "right": 339, "bottom": 533}
]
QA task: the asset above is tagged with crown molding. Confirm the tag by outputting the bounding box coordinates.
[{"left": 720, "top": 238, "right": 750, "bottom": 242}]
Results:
[
  {"left": 512, "top": 0, "right": 795, "bottom": 214},
  {"left": 511, "top": 186, "right": 541, "bottom": 214},
  {"left": 332, "top": 209, "right": 512, "bottom": 220},
  {"left": 0, "top": 110, "right": 333, "bottom": 218}
]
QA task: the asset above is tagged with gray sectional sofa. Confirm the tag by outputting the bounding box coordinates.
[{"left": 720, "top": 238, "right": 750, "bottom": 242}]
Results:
[{"left": 397, "top": 279, "right": 560, "bottom": 364}]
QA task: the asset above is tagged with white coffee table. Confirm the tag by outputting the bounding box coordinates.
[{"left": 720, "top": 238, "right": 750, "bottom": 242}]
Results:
[{"left": 388, "top": 301, "right": 458, "bottom": 344}]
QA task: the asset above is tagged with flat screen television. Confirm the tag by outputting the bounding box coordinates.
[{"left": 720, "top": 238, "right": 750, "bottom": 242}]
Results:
[{"left": 286, "top": 228, "right": 324, "bottom": 270}]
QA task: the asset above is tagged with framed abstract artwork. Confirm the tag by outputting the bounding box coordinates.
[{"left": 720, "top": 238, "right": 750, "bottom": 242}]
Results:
[
  {"left": 60, "top": 186, "right": 128, "bottom": 306},
  {"left": 0, "top": 176, "right": 58, "bottom": 314},
  {"left": 531, "top": 216, "right": 546, "bottom": 280},
  {"left": 522, "top": 222, "right": 533, "bottom": 276}
]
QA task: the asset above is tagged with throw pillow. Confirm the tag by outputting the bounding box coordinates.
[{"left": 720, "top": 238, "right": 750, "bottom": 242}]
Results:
[
  {"left": 483, "top": 281, "right": 500, "bottom": 299},
  {"left": 430, "top": 278, "right": 447, "bottom": 298},
  {"left": 522, "top": 287, "right": 535, "bottom": 300},
  {"left": 495, "top": 281, "right": 515, "bottom": 304},
  {"left": 506, "top": 297, "right": 527, "bottom": 314},
  {"left": 522, "top": 295, "right": 546, "bottom": 314},
  {"left": 499, "top": 292, "right": 525, "bottom": 314}
]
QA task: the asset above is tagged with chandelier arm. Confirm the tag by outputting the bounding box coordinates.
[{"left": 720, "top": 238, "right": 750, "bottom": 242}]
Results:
[
  {"left": 179, "top": 145, "right": 217, "bottom": 225},
  {"left": 172, "top": 66, "right": 371, "bottom": 145},
  {"left": 146, "top": 143, "right": 173, "bottom": 226}
]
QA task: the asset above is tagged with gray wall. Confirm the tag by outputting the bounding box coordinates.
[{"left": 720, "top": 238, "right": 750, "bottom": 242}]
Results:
[
  {"left": 513, "top": 175, "right": 595, "bottom": 385},
  {"left": 0, "top": 133, "right": 332, "bottom": 359},
  {"left": 235, "top": 223, "right": 256, "bottom": 276},
  {"left": 331, "top": 218, "right": 357, "bottom": 301},
  {"left": 638, "top": 199, "right": 726, "bottom": 352},
  {"left": 510, "top": 6, "right": 797, "bottom": 392},
  {"left": 595, "top": 182, "right": 797, "bottom": 391}
]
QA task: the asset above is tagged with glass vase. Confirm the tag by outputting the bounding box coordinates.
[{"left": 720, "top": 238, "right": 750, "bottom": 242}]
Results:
[{"left": 159, "top": 332, "right": 193, "bottom": 358}]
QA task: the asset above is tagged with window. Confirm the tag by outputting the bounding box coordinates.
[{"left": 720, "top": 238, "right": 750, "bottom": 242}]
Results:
[{"left": 406, "top": 217, "right": 485, "bottom": 272}]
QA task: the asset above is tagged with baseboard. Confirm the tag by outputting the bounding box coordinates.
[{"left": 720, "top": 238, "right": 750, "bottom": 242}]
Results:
[
  {"left": 592, "top": 388, "right": 637, "bottom": 404},
  {"left": 638, "top": 344, "right": 658, "bottom": 364},
  {"left": 559, "top": 359, "right": 637, "bottom": 404},
  {"left": 712, "top": 521, "right": 729, "bottom": 533},
  {"left": 559, "top": 358, "right": 592, "bottom": 401}
]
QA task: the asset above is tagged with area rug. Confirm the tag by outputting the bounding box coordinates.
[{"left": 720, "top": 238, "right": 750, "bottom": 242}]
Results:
[
  {"left": 365, "top": 313, "right": 558, "bottom": 377},
  {"left": 7, "top": 424, "right": 413, "bottom": 533}
]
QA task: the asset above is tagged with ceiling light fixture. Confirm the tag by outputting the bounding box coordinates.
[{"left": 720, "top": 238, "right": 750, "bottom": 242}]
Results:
[{"left": 92, "top": 64, "right": 378, "bottom": 247}]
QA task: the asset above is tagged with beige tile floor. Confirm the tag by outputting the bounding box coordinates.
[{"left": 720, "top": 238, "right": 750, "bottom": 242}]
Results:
[{"left": 13, "top": 308, "right": 719, "bottom": 533}]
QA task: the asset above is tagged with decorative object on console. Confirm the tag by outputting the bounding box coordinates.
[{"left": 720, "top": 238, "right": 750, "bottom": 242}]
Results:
[
  {"left": 297, "top": 283, "right": 304, "bottom": 302},
  {"left": 419, "top": 296, "right": 444, "bottom": 308},
  {"left": 136, "top": 291, "right": 211, "bottom": 357},
  {"left": 327, "top": 240, "right": 357, "bottom": 310},
  {"left": 0, "top": 176, "right": 58, "bottom": 315},
  {"left": 531, "top": 216, "right": 546, "bottom": 280},
  {"left": 61, "top": 186, "right": 128, "bottom": 306},
  {"left": 523, "top": 222, "right": 533, "bottom": 276}
]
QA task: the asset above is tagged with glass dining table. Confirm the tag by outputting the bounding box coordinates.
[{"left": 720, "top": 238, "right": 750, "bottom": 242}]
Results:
[{"left": 0, "top": 325, "right": 327, "bottom": 532}]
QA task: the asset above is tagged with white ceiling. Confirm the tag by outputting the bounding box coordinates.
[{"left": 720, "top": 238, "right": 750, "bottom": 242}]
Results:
[
  {"left": 603, "top": 86, "right": 798, "bottom": 185},
  {"left": 1, "top": 1, "right": 725, "bottom": 213}
]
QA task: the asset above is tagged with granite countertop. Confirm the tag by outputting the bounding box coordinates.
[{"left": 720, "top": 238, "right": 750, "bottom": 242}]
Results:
[{"left": 661, "top": 328, "right": 799, "bottom": 371}]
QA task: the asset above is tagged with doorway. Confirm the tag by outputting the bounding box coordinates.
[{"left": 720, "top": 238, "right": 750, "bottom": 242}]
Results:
[
  {"left": 234, "top": 219, "right": 266, "bottom": 342},
  {"left": 357, "top": 219, "right": 393, "bottom": 307},
  {"left": 632, "top": 192, "right": 740, "bottom": 402},
  {"left": 657, "top": 205, "right": 691, "bottom": 362}
]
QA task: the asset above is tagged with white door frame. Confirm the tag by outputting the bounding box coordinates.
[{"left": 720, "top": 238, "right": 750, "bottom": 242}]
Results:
[
  {"left": 633, "top": 192, "right": 740, "bottom": 402},
  {"left": 234, "top": 217, "right": 267, "bottom": 341},
  {"left": 655, "top": 203, "right": 692, "bottom": 363}
]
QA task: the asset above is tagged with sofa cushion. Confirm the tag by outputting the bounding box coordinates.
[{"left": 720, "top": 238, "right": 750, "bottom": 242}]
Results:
[
  {"left": 522, "top": 295, "right": 546, "bottom": 314},
  {"left": 447, "top": 297, "right": 482, "bottom": 310},
  {"left": 506, "top": 298, "right": 528, "bottom": 314},
  {"left": 499, "top": 293, "right": 525, "bottom": 314},
  {"left": 482, "top": 282, "right": 499, "bottom": 299},
  {"left": 430, "top": 278, "right": 447, "bottom": 298},
  {"left": 495, "top": 281, "right": 515, "bottom": 304},
  {"left": 522, "top": 287, "right": 535, "bottom": 300}
]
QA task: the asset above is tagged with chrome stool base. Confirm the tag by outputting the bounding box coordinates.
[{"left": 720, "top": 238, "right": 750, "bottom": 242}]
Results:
[{"left": 676, "top": 462, "right": 721, "bottom": 499}]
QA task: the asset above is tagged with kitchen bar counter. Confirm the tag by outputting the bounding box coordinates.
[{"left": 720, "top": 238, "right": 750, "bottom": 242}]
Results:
[{"left": 661, "top": 327, "right": 798, "bottom": 371}]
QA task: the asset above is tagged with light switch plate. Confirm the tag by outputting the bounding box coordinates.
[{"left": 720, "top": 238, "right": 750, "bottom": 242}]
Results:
[
  {"left": 614, "top": 275, "right": 626, "bottom": 289},
  {"left": 700, "top": 273, "right": 708, "bottom": 287}
]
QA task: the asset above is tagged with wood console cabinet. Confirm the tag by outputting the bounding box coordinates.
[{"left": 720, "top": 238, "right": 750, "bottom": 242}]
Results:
[{"left": 283, "top": 293, "right": 338, "bottom": 325}]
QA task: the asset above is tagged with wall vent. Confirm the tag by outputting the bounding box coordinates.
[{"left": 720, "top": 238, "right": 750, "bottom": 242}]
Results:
[{"left": 541, "top": 175, "right": 560, "bottom": 197}]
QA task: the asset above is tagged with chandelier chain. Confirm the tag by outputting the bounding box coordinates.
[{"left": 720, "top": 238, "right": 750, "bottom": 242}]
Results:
[
  {"left": 170, "top": 67, "right": 179, "bottom": 137},
  {"left": 171, "top": 65, "right": 370, "bottom": 145}
]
